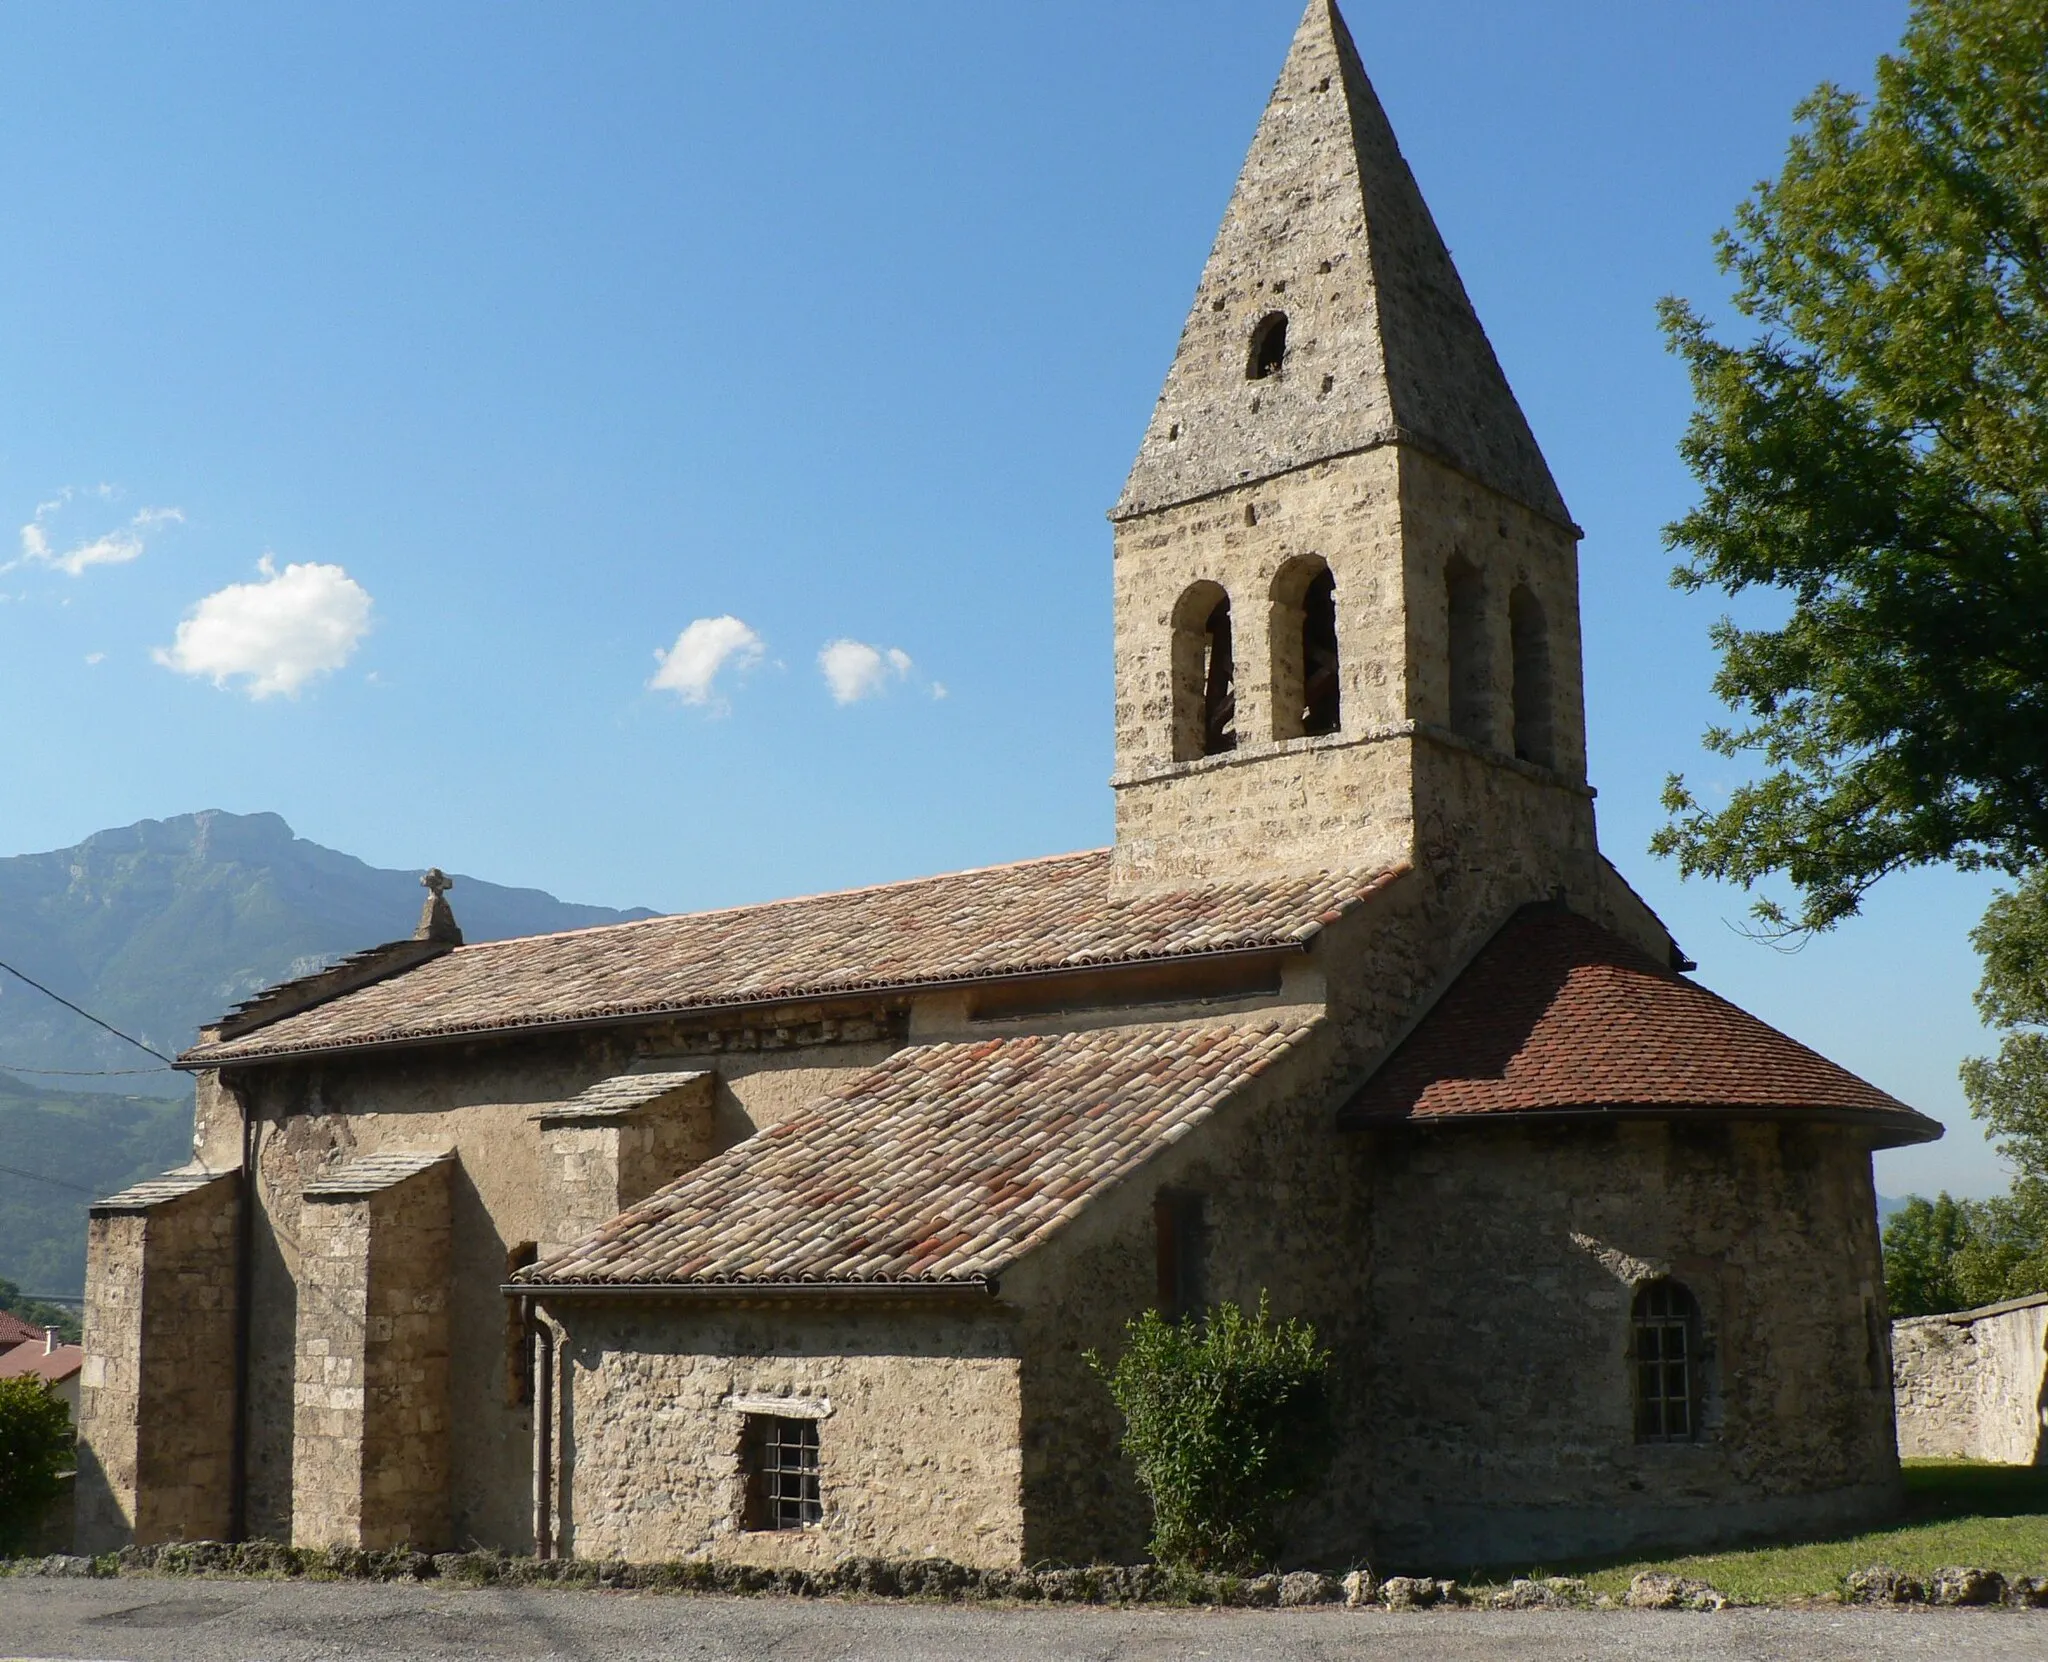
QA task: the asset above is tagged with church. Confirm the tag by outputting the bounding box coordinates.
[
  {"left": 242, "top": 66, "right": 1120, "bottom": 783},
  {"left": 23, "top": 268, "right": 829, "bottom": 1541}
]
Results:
[{"left": 76, "top": 0, "right": 1938, "bottom": 1570}]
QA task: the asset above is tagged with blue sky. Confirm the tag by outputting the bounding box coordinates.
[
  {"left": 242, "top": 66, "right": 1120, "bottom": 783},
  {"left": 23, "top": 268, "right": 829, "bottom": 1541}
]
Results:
[{"left": 0, "top": 1, "right": 2002, "bottom": 1197}]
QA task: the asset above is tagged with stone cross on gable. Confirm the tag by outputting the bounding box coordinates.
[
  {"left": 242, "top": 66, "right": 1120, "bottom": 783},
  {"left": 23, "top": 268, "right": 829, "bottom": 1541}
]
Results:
[{"left": 414, "top": 868, "right": 463, "bottom": 946}]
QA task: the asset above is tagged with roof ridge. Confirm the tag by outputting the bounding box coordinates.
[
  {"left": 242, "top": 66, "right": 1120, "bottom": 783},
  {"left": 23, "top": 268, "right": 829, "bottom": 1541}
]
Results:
[{"left": 432, "top": 847, "right": 1118, "bottom": 959}]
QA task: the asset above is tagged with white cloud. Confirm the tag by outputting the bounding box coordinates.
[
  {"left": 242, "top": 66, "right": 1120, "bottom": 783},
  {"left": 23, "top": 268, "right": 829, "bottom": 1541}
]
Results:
[
  {"left": 650, "top": 615, "right": 765, "bottom": 707},
  {"left": 83, "top": 651, "right": 105, "bottom": 666},
  {"left": 154, "top": 556, "right": 373, "bottom": 698},
  {"left": 13, "top": 495, "right": 182, "bottom": 576},
  {"left": 819, "top": 638, "right": 919, "bottom": 705}
]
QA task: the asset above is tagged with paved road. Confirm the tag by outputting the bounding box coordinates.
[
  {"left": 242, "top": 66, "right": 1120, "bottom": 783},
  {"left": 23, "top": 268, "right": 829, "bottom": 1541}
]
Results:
[{"left": 0, "top": 1578, "right": 2042, "bottom": 1662}]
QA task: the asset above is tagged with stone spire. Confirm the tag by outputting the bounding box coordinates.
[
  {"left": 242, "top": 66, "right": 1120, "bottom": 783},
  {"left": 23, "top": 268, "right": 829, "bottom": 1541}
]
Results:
[
  {"left": 414, "top": 868, "right": 463, "bottom": 946},
  {"left": 1113, "top": 0, "right": 1568, "bottom": 527}
]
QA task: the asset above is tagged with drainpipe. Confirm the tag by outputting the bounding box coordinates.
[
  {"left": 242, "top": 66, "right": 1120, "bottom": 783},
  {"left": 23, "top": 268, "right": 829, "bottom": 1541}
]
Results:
[
  {"left": 229, "top": 1097, "right": 257, "bottom": 1543},
  {"left": 534, "top": 1319, "right": 555, "bottom": 1560}
]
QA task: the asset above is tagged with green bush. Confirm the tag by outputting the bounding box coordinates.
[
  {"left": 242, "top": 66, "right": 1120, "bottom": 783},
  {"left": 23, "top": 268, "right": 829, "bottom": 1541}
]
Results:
[
  {"left": 1088, "top": 1293, "right": 1332, "bottom": 1572},
  {"left": 0, "top": 1374, "right": 73, "bottom": 1551}
]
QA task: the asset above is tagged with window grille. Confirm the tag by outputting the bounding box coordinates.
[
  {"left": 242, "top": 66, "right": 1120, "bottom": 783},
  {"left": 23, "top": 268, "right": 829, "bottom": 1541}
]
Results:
[
  {"left": 744, "top": 1415, "right": 821, "bottom": 1530},
  {"left": 1633, "top": 1280, "right": 1700, "bottom": 1442}
]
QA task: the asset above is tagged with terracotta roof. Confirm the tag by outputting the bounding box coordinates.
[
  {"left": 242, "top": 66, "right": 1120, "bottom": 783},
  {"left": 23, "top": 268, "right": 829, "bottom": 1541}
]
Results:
[
  {"left": 183, "top": 851, "right": 1397, "bottom": 1066},
  {"left": 1340, "top": 907, "right": 1940, "bottom": 1147},
  {"left": 0, "top": 1342, "right": 82, "bottom": 1386},
  {"left": 0, "top": 1309, "right": 45, "bottom": 1353},
  {"left": 522, "top": 1016, "right": 1320, "bottom": 1289}
]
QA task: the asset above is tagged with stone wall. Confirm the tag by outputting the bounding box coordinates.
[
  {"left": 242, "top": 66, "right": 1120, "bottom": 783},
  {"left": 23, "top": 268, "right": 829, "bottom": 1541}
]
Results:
[
  {"left": 1361, "top": 1118, "right": 1898, "bottom": 1563},
  {"left": 1894, "top": 1295, "right": 2048, "bottom": 1464},
  {"left": 291, "top": 1155, "right": 453, "bottom": 1549},
  {"left": 545, "top": 1301, "right": 1024, "bottom": 1568},
  {"left": 74, "top": 1169, "right": 240, "bottom": 1552},
  {"left": 231, "top": 1018, "right": 903, "bottom": 1550},
  {"left": 537, "top": 1075, "right": 716, "bottom": 1260}
]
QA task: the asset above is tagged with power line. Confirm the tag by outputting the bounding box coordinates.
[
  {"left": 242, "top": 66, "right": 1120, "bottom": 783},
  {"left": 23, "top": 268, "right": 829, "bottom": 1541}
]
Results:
[
  {"left": 0, "top": 957, "right": 178, "bottom": 1066},
  {"left": 0, "top": 1161, "right": 94, "bottom": 1195},
  {"left": 0, "top": 1063, "right": 173, "bottom": 1077}
]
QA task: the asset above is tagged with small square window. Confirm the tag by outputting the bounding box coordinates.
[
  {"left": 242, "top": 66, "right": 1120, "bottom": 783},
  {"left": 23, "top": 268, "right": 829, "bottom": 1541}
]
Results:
[{"left": 743, "top": 1414, "right": 820, "bottom": 1531}]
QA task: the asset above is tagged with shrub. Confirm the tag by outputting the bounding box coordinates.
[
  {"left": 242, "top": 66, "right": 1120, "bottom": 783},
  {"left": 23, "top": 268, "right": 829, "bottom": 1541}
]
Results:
[
  {"left": 1088, "top": 1293, "right": 1332, "bottom": 1571},
  {"left": 0, "top": 1375, "right": 74, "bottom": 1551}
]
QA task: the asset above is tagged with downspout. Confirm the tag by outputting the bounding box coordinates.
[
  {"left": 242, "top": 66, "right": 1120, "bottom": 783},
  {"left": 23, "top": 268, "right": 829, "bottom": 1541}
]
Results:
[
  {"left": 534, "top": 1318, "right": 555, "bottom": 1560},
  {"left": 229, "top": 1088, "right": 258, "bottom": 1543}
]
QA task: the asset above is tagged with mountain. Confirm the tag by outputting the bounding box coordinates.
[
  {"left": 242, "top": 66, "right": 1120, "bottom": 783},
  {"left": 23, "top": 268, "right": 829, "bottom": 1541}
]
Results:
[
  {"left": 0, "top": 810, "right": 656, "bottom": 1293},
  {"left": 0, "top": 1071, "right": 190, "bottom": 1298},
  {"left": 0, "top": 810, "right": 655, "bottom": 1090}
]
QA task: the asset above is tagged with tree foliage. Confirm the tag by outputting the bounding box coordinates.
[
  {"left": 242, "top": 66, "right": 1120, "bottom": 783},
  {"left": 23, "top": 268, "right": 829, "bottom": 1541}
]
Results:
[
  {"left": 1653, "top": 0, "right": 2048, "bottom": 934},
  {"left": 0, "top": 1375, "right": 73, "bottom": 1551},
  {"left": 1088, "top": 1294, "right": 1332, "bottom": 1572}
]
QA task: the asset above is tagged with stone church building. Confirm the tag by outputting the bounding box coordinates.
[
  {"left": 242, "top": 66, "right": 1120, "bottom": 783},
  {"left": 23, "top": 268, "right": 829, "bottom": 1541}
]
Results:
[{"left": 77, "top": 0, "right": 1938, "bottom": 1569}]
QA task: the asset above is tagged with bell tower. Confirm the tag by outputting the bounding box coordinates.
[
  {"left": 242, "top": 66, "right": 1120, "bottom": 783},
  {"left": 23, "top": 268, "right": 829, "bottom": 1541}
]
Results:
[{"left": 1110, "top": 0, "right": 1596, "bottom": 891}]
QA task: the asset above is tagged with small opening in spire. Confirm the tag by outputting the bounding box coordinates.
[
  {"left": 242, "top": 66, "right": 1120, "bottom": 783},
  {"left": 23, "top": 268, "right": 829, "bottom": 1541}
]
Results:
[{"left": 1247, "top": 313, "right": 1288, "bottom": 380}]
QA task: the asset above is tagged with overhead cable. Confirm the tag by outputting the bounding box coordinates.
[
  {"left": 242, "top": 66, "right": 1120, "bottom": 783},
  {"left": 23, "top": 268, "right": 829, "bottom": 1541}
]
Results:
[{"left": 0, "top": 957, "right": 178, "bottom": 1065}]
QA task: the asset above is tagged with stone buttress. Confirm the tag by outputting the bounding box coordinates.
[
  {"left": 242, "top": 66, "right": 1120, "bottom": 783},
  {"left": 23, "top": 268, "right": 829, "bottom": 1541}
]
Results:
[
  {"left": 74, "top": 1168, "right": 241, "bottom": 1552},
  {"left": 291, "top": 1151, "right": 454, "bottom": 1550}
]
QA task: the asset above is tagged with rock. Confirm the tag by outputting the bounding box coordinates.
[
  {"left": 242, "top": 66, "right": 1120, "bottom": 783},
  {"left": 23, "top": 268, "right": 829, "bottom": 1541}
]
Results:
[
  {"left": 1242, "top": 1573, "right": 1282, "bottom": 1607},
  {"left": 34, "top": 1555, "right": 93, "bottom": 1578},
  {"left": 1341, "top": 1568, "right": 1376, "bottom": 1607},
  {"left": 1844, "top": 1565, "right": 1923, "bottom": 1604},
  {"left": 1623, "top": 1571, "right": 1727, "bottom": 1611},
  {"left": 1379, "top": 1575, "right": 1439, "bottom": 1609},
  {"left": 1930, "top": 1566, "right": 2006, "bottom": 1607},
  {"left": 1279, "top": 1570, "right": 1340, "bottom": 1606},
  {"left": 2007, "top": 1575, "right": 2048, "bottom": 1608},
  {"left": 1435, "top": 1580, "right": 1468, "bottom": 1607}
]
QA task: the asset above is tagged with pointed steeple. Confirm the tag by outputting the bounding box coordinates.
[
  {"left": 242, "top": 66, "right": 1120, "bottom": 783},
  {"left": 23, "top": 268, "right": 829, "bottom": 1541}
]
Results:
[{"left": 1114, "top": 0, "right": 1567, "bottom": 526}]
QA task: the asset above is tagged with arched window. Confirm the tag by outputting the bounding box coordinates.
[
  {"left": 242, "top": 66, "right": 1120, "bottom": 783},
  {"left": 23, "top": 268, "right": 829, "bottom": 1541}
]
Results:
[
  {"left": 1247, "top": 312, "right": 1288, "bottom": 380},
  {"left": 1510, "top": 584, "right": 1553, "bottom": 767},
  {"left": 1445, "top": 558, "right": 1488, "bottom": 744},
  {"left": 1632, "top": 1279, "right": 1701, "bottom": 1443},
  {"left": 1269, "top": 555, "right": 1340, "bottom": 740},
  {"left": 1171, "top": 581, "right": 1237, "bottom": 761}
]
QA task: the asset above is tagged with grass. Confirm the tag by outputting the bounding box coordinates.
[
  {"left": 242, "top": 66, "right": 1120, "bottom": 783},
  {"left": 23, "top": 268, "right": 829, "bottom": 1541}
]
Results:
[{"left": 1465, "top": 1461, "right": 2048, "bottom": 1604}]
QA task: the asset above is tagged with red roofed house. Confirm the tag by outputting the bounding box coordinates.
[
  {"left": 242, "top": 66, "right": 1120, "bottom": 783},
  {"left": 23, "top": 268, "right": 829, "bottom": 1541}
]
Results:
[
  {"left": 0, "top": 1308, "right": 46, "bottom": 1357},
  {"left": 75, "top": 0, "right": 1937, "bottom": 1569},
  {"left": 0, "top": 1330, "right": 85, "bottom": 1421}
]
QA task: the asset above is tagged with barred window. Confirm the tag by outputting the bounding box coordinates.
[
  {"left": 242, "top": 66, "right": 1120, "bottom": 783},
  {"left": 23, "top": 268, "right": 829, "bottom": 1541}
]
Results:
[
  {"left": 1633, "top": 1279, "right": 1701, "bottom": 1443},
  {"left": 743, "top": 1415, "right": 821, "bottom": 1530}
]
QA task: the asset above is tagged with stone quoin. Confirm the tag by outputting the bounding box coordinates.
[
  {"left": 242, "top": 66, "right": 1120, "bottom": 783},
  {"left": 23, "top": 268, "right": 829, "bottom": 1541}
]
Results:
[{"left": 75, "top": 0, "right": 1938, "bottom": 1569}]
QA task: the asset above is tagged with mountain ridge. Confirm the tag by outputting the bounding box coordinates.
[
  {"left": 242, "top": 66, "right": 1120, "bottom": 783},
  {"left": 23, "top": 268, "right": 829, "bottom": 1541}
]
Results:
[
  {"left": 0, "top": 810, "right": 658, "bottom": 1294},
  {"left": 0, "top": 809, "right": 656, "bottom": 1089}
]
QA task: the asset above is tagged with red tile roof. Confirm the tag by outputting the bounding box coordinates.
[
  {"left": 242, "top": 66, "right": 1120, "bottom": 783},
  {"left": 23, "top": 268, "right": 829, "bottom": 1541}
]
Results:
[
  {"left": 0, "top": 1341, "right": 83, "bottom": 1386},
  {"left": 0, "top": 1309, "right": 45, "bottom": 1353},
  {"left": 1340, "top": 907, "right": 1940, "bottom": 1147},
  {"left": 522, "top": 1016, "right": 1320, "bottom": 1289},
  {"left": 183, "top": 851, "right": 1398, "bottom": 1066}
]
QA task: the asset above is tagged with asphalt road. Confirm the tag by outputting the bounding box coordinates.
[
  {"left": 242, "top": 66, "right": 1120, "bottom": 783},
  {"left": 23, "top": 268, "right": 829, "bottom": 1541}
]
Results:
[{"left": 0, "top": 1578, "right": 2042, "bottom": 1662}]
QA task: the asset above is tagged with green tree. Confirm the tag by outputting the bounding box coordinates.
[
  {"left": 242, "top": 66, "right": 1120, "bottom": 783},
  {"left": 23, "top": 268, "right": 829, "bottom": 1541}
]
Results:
[
  {"left": 1882, "top": 1193, "right": 1977, "bottom": 1316},
  {"left": 1087, "top": 1294, "right": 1332, "bottom": 1573},
  {"left": 1652, "top": 0, "right": 2048, "bottom": 936},
  {"left": 0, "top": 1375, "right": 73, "bottom": 1552}
]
